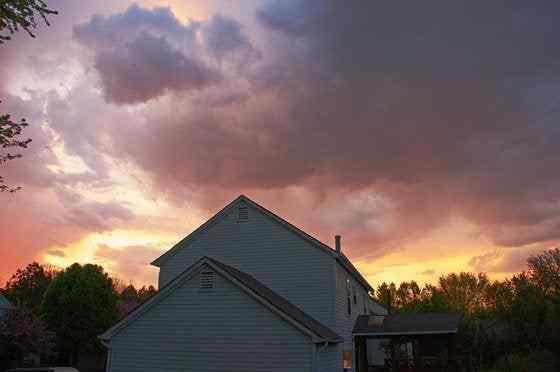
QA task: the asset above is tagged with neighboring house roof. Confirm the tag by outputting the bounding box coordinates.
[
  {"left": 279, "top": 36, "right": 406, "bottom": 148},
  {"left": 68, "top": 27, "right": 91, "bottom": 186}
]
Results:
[
  {"left": 353, "top": 313, "right": 463, "bottom": 336},
  {"left": 0, "top": 292, "right": 12, "bottom": 309},
  {"left": 151, "top": 195, "right": 377, "bottom": 295},
  {"left": 101, "top": 256, "right": 342, "bottom": 343}
]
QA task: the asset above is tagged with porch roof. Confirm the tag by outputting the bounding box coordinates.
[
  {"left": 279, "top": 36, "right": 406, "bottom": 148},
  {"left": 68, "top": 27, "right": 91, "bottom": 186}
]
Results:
[{"left": 353, "top": 313, "right": 462, "bottom": 336}]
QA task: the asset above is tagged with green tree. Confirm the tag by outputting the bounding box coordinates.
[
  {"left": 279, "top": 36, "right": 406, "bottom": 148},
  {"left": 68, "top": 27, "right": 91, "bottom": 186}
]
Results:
[
  {"left": 41, "top": 263, "right": 119, "bottom": 365},
  {"left": 0, "top": 0, "right": 57, "bottom": 43},
  {"left": 438, "top": 272, "right": 490, "bottom": 315},
  {"left": 4, "top": 262, "right": 57, "bottom": 311},
  {"left": 376, "top": 281, "right": 397, "bottom": 312}
]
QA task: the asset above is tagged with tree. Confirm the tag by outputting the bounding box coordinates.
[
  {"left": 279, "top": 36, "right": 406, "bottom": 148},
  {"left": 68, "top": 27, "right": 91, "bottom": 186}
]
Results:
[
  {"left": 438, "top": 272, "right": 490, "bottom": 315},
  {"left": 0, "top": 304, "right": 55, "bottom": 364},
  {"left": 137, "top": 285, "right": 157, "bottom": 303},
  {"left": 376, "top": 281, "right": 397, "bottom": 312},
  {"left": 527, "top": 249, "right": 560, "bottom": 297},
  {"left": 41, "top": 263, "right": 119, "bottom": 365},
  {"left": 0, "top": 106, "right": 31, "bottom": 192},
  {"left": 1, "top": 1, "right": 57, "bottom": 190},
  {"left": 0, "top": 0, "right": 57, "bottom": 43},
  {"left": 4, "top": 262, "right": 57, "bottom": 311}
]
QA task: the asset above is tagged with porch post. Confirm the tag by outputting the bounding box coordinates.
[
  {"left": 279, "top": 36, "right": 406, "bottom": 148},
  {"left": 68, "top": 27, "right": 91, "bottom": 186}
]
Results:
[{"left": 352, "top": 336, "right": 356, "bottom": 372}]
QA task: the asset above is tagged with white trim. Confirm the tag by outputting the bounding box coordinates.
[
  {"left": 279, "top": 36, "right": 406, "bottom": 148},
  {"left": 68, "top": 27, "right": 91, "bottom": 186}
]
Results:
[{"left": 352, "top": 329, "right": 458, "bottom": 336}]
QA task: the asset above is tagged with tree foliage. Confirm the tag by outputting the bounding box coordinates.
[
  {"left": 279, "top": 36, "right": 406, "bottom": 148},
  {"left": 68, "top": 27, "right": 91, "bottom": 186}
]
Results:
[
  {"left": 0, "top": 304, "right": 55, "bottom": 361},
  {"left": 40, "top": 263, "right": 119, "bottom": 364},
  {"left": 4, "top": 261, "right": 57, "bottom": 311},
  {"left": 0, "top": 0, "right": 57, "bottom": 43},
  {"left": 375, "top": 248, "right": 560, "bottom": 370},
  {"left": 0, "top": 105, "right": 31, "bottom": 192}
]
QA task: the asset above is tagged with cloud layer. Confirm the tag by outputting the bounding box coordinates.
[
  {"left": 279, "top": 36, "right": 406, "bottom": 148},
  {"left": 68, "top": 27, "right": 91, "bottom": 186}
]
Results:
[{"left": 2, "top": 1, "right": 560, "bottom": 285}]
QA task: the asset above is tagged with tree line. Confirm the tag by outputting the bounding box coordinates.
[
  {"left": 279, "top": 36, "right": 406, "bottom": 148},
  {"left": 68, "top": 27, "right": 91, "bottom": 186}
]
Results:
[
  {"left": 0, "top": 262, "right": 157, "bottom": 368},
  {"left": 373, "top": 249, "right": 560, "bottom": 371}
]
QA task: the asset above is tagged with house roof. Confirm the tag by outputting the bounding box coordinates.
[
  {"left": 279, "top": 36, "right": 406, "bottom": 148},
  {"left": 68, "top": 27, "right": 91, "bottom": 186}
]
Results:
[
  {"left": 151, "top": 195, "right": 377, "bottom": 295},
  {"left": 353, "top": 313, "right": 463, "bottom": 336},
  {"left": 206, "top": 257, "right": 341, "bottom": 341},
  {"left": 0, "top": 292, "right": 12, "bottom": 309},
  {"left": 101, "top": 256, "right": 341, "bottom": 343}
]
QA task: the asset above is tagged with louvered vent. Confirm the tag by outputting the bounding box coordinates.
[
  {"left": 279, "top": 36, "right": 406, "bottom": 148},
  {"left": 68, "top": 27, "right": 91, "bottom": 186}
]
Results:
[
  {"left": 200, "top": 271, "right": 214, "bottom": 289},
  {"left": 238, "top": 205, "right": 249, "bottom": 221}
]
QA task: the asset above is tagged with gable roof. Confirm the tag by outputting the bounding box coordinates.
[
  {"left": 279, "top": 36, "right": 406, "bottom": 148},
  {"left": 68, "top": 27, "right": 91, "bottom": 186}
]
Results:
[
  {"left": 353, "top": 313, "right": 463, "bottom": 336},
  {"left": 151, "top": 195, "right": 376, "bottom": 294},
  {"left": 206, "top": 257, "right": 341, "bottom": 341},
  {"left": 101, "top": 256, "right": 341, "bottom": 343}
]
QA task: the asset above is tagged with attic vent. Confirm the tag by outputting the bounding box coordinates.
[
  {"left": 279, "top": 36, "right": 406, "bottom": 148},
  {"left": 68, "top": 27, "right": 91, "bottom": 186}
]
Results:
[
  {"left": 200, "top": 271, "right": 214, "bottom": 289},
  {"left": 238, "top": 204, "right": 249, "bottom": 221}
]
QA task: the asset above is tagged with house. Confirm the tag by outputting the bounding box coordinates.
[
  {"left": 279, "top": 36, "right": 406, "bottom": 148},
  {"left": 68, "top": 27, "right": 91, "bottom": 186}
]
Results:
[
  {"left": 0, "top": 292, "right": 12, "bottom": 319},
  {"left": 100, "top": 195, "right": 389, "bottom": 372}
]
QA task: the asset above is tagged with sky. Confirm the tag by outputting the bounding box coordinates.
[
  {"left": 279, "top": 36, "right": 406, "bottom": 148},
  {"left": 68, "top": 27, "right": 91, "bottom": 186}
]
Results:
[{"left": 1, "top": 1, "right": 560, "bottom": 288}]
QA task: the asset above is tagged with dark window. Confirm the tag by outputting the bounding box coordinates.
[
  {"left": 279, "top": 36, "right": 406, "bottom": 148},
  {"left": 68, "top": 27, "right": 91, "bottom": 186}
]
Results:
[{"left": 347, "top": 297, "right": 352, "bottom": 316}]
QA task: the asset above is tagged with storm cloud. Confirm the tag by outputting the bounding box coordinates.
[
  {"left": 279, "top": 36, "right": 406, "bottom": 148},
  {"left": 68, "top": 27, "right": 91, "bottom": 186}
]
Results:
[
  {"left": 102, "top": 1, "right": 560, "bottom": 256},
  {"left": 2, "top": 1, "right": 560, "bottom": 285}
]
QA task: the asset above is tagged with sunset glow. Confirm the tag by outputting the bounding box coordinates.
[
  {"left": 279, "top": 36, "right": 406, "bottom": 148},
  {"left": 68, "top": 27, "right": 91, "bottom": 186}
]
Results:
[{"left": 2, "top": 0, "right": 559, "bottom": 290}]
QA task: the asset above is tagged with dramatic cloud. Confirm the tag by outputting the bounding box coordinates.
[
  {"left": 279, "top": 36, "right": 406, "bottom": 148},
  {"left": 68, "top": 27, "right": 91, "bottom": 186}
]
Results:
[
  {"left": 91, "top": 32, "right": 220, "bottom": 104},
  {"left": 73, "top": 5, "right": 260, "bottom": 104},
  {"left": 2, "top": 0, "right": 560, "bottom": 286},
  {"left": 201, "top": 14, "right": 260, "bottom": 64},
  {"left": 94, "top": 244, "right": 160, "bottom": 284},
  {"left": 469, "top": 246, "right": 553, "bottom": 274},
  {"left": 109, "top": 1, "right": 560, "bottom": 257}
]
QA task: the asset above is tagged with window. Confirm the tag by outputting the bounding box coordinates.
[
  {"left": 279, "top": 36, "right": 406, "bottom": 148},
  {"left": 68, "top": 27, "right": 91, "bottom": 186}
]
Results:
[
  {"left": 238, "top": 204, "right": 249, "bottom": 222},
  {"left": 353, "top": 286, "right": 357, "bottom": 305},
  {"left": 363, "top": 293, "right": 367, "bottom": 314},
  {"left": 200, "top": 271, "right": 214, "bottom": 289}
]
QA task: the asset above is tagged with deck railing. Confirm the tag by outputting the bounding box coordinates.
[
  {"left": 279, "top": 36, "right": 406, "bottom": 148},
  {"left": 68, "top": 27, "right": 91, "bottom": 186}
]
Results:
[{"left": 380, "top": 357, "right": 470, "bottom": 372}]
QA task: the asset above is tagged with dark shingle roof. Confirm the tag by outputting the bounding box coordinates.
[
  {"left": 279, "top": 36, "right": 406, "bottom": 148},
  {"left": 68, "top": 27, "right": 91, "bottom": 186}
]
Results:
[
  {"left": 207, "top": 257, "right": 341, "bottom": 341},
  {"left": 353, "top": 313, "right": 462, "bottom": 335},
  {"left": 101, "top": 256, "right": 341, "bottom": 342}
]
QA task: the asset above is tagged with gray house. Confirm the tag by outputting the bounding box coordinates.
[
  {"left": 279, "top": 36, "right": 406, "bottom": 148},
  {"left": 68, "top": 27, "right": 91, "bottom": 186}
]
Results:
[{"left": 100, "top": 195, "right": 387, "bottom": 372}]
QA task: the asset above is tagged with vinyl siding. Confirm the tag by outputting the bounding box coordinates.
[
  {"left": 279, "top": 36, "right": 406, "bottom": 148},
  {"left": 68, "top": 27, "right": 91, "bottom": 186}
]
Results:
[
  {"left": 334, "top": 264, "right": 387, "bottom": 352},
  {"left": 108, "top": 265, "right": 312, "bottom": 372},
  {"left": 158, "top": 202, "right": 336, "bottom": 329},
  {"left": 317, "top": 343, "right": 341, "bottom": 372}
]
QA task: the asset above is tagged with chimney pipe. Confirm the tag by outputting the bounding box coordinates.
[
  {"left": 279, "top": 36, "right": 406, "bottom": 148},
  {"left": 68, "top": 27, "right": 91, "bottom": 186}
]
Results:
[{"left": 335, "top": 235, "right": 341, "bottom": 253}]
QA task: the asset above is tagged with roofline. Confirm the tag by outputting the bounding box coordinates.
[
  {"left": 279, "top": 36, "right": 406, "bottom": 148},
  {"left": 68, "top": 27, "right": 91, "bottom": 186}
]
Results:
[
  {"left": 101, "top": 256, "right": 340, "bottom": 343},
  {"left": 151, "top": 195, "right": 378, "bottom": 297},
  {"left": 150, "top": 196, "right": 245, "bottom": 266},
  {"left": 353, "top": 329, "right": 458, "bottom": 336}
]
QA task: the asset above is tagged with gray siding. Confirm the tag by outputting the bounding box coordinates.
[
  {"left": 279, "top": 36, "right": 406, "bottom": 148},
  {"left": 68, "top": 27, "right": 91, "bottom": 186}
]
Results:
[
  {"left": 334, "top": 264, "right": 387, "bottom": 351},
  {"left": 108, "top": 265, "right": 312, "bottom": 372},
  {"left": 158, "top": 203, "right": 336, "bottom": 328},
  {"left": 317, "top": 343, "right": 341, "bottom": 372}
]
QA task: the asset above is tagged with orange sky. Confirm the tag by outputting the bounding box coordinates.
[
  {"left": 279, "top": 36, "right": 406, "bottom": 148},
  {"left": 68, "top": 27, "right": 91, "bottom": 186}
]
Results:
[{"left": 1, "top": 1, "right": 559, "bottom": 289}]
